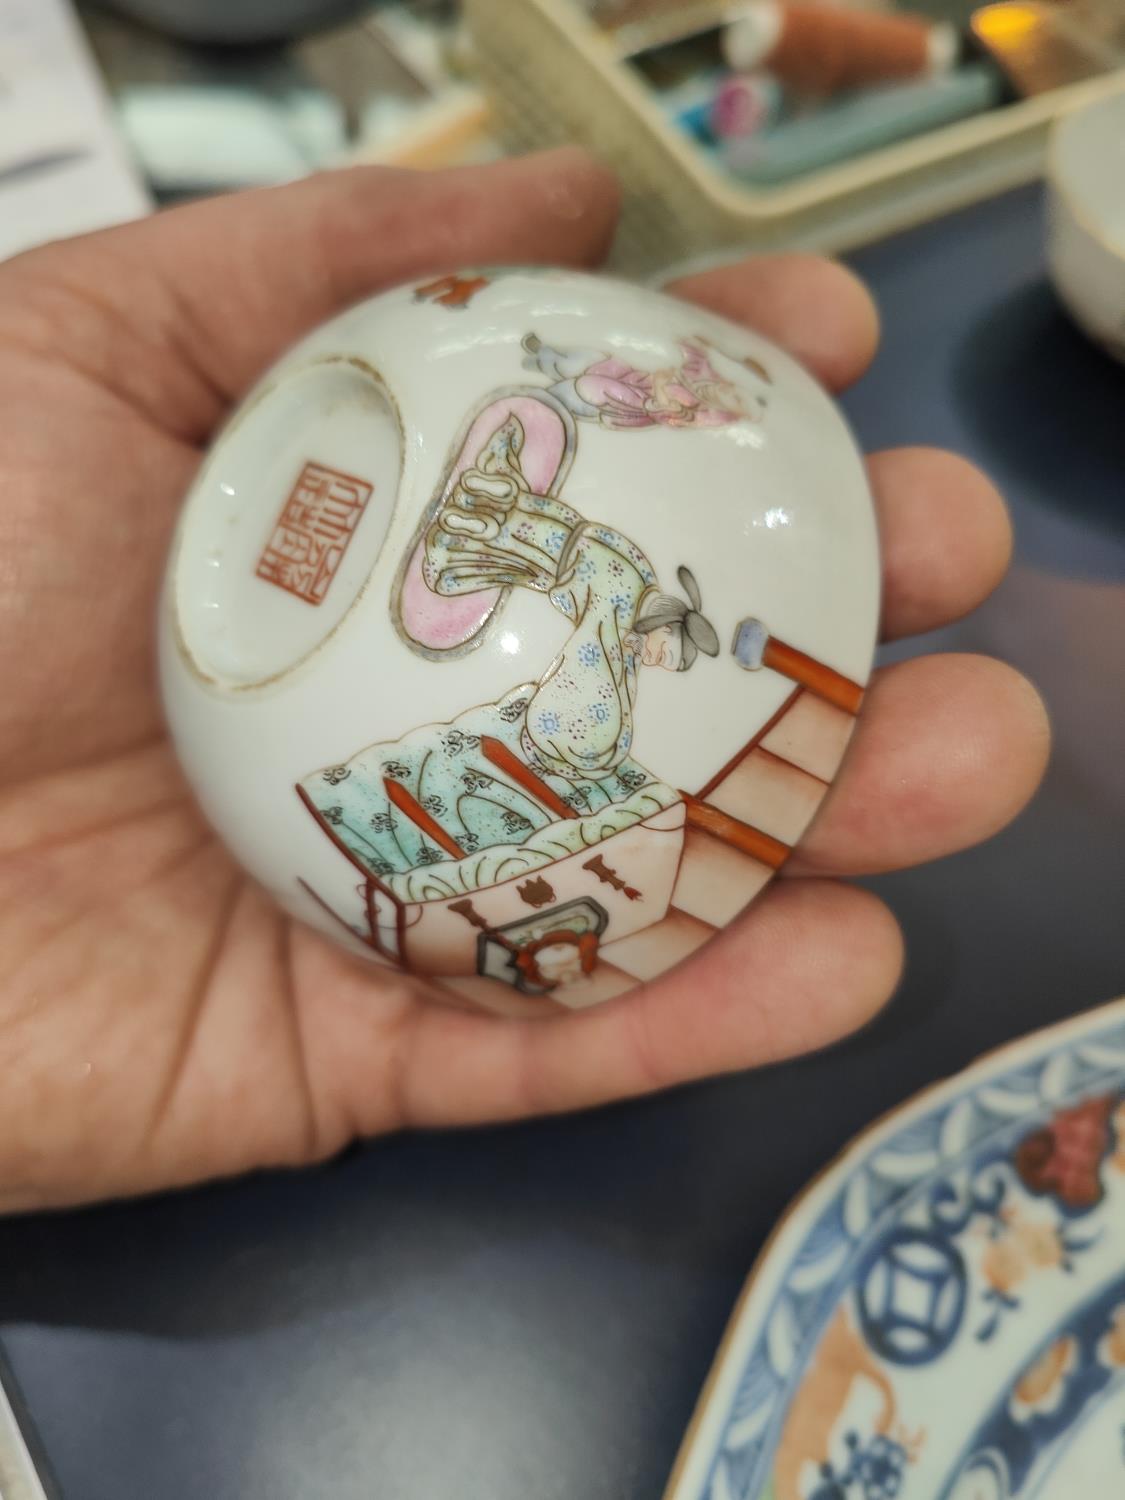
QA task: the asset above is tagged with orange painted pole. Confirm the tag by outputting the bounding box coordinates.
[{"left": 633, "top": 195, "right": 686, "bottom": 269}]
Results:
[
  {"left": 479, "top": 736, "right": 578, "bottom": 820},
  {"left": 761, "top": 637, "right": 864, "bottom": 715},
  {"left": 384, "top": 779, "right": 466, "bottom": 859},
  {"left": 680, "top": 794, "right": 790, "bottom": 868}
]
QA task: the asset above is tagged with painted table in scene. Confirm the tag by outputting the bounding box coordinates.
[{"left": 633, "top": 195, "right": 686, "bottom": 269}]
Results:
[{"left": 0, "top": 181, "right": 1122, "bottom": 1500}]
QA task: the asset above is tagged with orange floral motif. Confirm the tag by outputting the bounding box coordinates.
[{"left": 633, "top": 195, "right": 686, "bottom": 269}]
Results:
[
  {"left": 1014, "top": 1092, "right": 1117, "bottom": 1208},
  {"left": 1097, "top": 1304, "right": 1125, "bottom": 1369},
  {"left": 981, "top": 1210, "right": 1066, "bottom": 1298},
  {"left": 1009, "top": 1336, "right": 1077, "bottom": 1423},
  {"left": 1110, "top": 1101, "right": 1125, "bottom": 1175}
]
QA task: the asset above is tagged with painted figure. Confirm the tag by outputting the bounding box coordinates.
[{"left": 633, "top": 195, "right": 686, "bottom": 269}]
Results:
[
  {"left": 421, "top": 411, "right": 719, "bottom": 783},
  {"left": 291, "top": 326, "right": 851, "bottom": 993},
  {"left": 300, "top": 408, "right": 718, "bottom": 903},
  {"left": 521, "top": 331, "right": 770, "bottom": 429}
]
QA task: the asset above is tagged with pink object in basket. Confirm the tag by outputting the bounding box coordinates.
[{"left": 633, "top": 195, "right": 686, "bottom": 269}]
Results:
[{"left": 711, "top": 75, "right": 776, "bottom": 140}]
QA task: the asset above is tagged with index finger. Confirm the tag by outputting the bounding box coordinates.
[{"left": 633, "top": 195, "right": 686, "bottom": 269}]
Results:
[
  {"left": 666, "top": 252, "right": 881, "bottom": 392},
  {"left": 9, "top": 148, "right": 622, "bottom": 442}
]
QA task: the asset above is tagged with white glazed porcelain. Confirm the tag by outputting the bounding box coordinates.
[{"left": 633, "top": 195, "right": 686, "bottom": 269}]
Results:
[
  {"left": 1047, "top": 90, "right": 1125, "bottom": 363},
  {"left": 665, "top": 997, "right": 1125, "bottom": 1500},
  {"left": 159, "top": 268, "right": 880, "bottom": 1016}
]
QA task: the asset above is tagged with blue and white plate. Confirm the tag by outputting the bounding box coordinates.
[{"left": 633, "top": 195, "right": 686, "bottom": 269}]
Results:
[{"left": 666, "top": 999, "right": 1125, "bottom": 1500}]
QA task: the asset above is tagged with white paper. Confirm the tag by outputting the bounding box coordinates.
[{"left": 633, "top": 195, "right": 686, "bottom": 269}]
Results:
[{"left": 0, "top": 0, "right": 150, "bottom": 260}]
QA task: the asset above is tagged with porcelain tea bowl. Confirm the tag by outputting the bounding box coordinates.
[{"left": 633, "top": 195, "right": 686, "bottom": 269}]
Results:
[
  {"left": 159, "top": 267, "right": 880, "bottom": 1017},
  {"left": 1047, "top": 89, "right": 1125, "bottom": 363}
]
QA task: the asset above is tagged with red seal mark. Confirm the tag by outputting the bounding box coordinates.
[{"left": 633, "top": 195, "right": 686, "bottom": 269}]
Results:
[{"left": 256, "top": 461, "right": 373, "bottom": 606}]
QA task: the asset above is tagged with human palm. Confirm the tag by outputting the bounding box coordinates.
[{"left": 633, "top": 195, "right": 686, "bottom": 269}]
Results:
[{"left": 0, "top": 150, "right": 1048, "bottom": 1211}]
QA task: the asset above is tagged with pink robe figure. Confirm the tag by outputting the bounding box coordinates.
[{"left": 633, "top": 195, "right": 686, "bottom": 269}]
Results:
[{"left": 524, "top": 334, "right": 763, "bottom": 431}]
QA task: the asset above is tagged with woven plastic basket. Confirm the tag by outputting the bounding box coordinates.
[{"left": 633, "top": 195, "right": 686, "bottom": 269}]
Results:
[{"left": 464, "top": 0, "right": 1125, "bottom": 276}]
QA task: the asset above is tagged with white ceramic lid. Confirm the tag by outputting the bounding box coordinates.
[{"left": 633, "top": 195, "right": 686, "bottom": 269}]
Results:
[{"left": 160, "top": 267, "right": 880, "bottom": 1015}]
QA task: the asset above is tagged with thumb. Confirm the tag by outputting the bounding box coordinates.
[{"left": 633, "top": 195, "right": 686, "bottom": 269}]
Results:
[{"left": 17, "top": 148, "right": 620, "bottom": 439}]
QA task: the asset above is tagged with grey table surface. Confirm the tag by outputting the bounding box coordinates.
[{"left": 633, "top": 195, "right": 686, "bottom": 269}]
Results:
[{"left": 0, "top": 181, "right": 1122, "bottom": 1500}]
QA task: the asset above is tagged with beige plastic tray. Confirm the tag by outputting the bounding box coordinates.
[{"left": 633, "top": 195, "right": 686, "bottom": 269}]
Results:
[{"left": 464, "top": 0, "right": 1125, "bottom": 276}]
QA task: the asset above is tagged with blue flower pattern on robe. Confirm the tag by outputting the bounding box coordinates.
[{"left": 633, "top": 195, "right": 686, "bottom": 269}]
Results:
[
  {"left": 301, "top": 389, "right": 704, "bottom": 893},
  {"left": 421, "top": 415, "right": 659, "bottom": 784}
]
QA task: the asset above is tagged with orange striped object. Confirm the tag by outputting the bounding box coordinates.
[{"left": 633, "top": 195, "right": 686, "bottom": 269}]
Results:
[{"left": 725, "top": 1, "right": 956, "bottom": 95}]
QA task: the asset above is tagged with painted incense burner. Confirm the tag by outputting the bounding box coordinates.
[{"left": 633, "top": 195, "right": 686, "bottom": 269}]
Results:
[{"left": 160, "top": 267, "right": 880, "bottom": 1015}]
